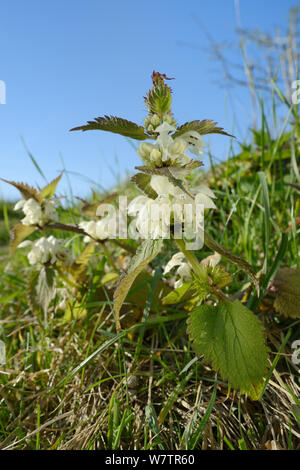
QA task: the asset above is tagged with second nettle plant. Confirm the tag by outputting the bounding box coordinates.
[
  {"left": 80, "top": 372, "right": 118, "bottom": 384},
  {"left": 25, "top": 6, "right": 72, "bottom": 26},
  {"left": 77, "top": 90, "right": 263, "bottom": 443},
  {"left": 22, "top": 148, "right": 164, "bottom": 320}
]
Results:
[{"left": 4, "top": 72, "right": 269, "bottom": 399}]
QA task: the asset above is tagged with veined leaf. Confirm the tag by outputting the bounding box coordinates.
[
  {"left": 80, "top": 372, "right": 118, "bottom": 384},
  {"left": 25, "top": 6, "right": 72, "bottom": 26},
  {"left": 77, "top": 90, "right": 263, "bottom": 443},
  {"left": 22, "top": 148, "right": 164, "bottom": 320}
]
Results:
[
  {"left": 146, "top": 84, "right": 172, "bottom": 116},
  {"left": 131, "top": 173, "right": 158, "bottom": 199},
  {"left": 173, "top": 120, "right": 234, "bottom": 139},
  {"left": 135, "top": 166, "right": 194, "bottom": 198},
  {"left": 10, "top": 224, "right": 36, "bottom": 254},
  {"left": 273, "top": 268, "right": 300, "bottom": 318},
  {"left": 1, "top": 179, "right": 42, "bottom": 202},
  {"left": 40, "top": 171, "right": 63, "bottom": 198},
  {"left": 113, "top": 239, "right": 163, "bottom": 329},
  {"left": 27, "top": 267, "right": 56, "bottom": 315},
  {"left": 187, "top": 299, "right": 269, "bottom": 400},
  {"left": 70, "top": 115, "right": 149, "bottom": 141}
]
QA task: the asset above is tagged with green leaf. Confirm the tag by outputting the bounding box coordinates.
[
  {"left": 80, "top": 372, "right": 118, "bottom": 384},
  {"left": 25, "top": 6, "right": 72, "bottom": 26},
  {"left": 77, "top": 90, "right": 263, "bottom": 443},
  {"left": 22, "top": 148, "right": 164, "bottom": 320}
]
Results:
[
  {"left": 173, "top": 120, "right": 234, "bottom": 139},
  {"left": 10, "top": 224, "right": 36, "bottom": 254},
  {"left": 27, "top": 268, "right": 56, "bottom": 315},
  {"left": 131, "top": 173, "right": 158, "bottom": 199},
  {"left": 40, "top": 171, "right": 63, "bottom": 198},
  {"left": 69, "top": 243, "right": 96, "bottom": 280},
  {"left": 187, "top": 299, "right": 269, "bottom": 400},
  {"left": 62, "top": 299, "right": 87, "bottom": 323},
  {"left": 101, "top": 272, "right": 119, "bottom": 285},
  {"left": 1, "top": 179, "right": 42, "bottom": 202},
  {"left": 162, "top": 281, "right": 195, "bottom": 305},
  {"left": 126, "top": 271, "right": 171, "bottom": 309},
  {"left": 146, "top": 84, "right": 172, "bottom": 116},
  {"left": 135, "top": 166, "right": 194, "bottom": 198},
  {"left": 113, "top": 239, "right": 163, "bottom": 329},
  {"left": 273, "top": 268, "right": 300, "bottom": 318},
  {"left": 70, "top": 115, "right": 148, "bottom": 141}
]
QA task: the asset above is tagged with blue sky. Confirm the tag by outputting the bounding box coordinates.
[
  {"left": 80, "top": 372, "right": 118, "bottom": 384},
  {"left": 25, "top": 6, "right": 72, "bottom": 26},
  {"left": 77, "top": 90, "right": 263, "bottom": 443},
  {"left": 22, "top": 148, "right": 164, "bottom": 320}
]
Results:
[{"left": 0, "top": 0, "right": 298, "bottom": 200}]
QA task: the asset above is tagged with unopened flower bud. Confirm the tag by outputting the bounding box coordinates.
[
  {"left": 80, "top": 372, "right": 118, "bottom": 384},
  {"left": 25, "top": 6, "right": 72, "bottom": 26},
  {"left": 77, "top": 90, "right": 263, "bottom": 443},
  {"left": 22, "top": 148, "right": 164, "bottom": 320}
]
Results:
[
  {"left": 170, "top": 139, "right": 187, "bottom": 155},
  {"left": 137, "top": 142, "right": 156, "bottom": 161},
  {"left": 150, "top": 114, "right": 161, "bottom": 127},
  {"left": 149, "top": 149, "right": 162, "bottom": 166},
  {"left": 163, "top": 114, "right": 177, "bottom": 127}
]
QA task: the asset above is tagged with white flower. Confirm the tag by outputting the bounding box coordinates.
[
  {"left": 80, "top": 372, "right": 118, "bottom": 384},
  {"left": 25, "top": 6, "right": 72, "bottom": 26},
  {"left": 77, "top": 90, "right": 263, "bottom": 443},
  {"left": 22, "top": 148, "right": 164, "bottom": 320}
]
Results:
[
  {"left": 200, "top": 252, "right": 221, "bottom": 267},
  {"left": 14, "top": 198, "right": 58, "bottom": 226},
  {"left": 179, "top": 131, "right": 205, "bottom": 156},
  {"left": 137, "top": 122, "right": 192, "bottom": 167},
  {"left": 137, "top": 121, "right": 205, "bottom": 168},
  {"left": 163, "top": 252, "right": 192, "bottom": 288},
  {"left": 79, "top": 215, "right": 117, "bottom": 243},
  {"left": 128, "top": 175, "right": 216, "bottom": 241},
  {"left": 19, "top": 235, "right": 73, "bottom": 266}
]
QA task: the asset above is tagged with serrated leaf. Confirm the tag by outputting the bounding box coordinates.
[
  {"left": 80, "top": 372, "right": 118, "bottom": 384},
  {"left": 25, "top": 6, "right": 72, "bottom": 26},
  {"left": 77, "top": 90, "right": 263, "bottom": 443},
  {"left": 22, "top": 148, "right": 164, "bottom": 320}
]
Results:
[
  {"left": 187, "top": 299, "right": 269, "bottom": 399},
  {"left": 27, "top": 268, "right": 56, "bottom": 315},
  {"left": 1, "top": 179, "right": 42, "bottom": 202},
  {"left": 273, "top": 268, "right": 300, "bottom": 318},
  {"left": 10, "top": 224, "right": 36, "bottom": 254},
  {"left": 184, "top": 159, "right": 204, "bottom": 170},
  {"left": 70, "top": 115, "right": 148, "bottom": 141},
  {"left": 146, "top": 84, "right": 172, "bottom": 115},
  {"left": 36, "top": 268, "right": 56, "bottom": 315},
  {"left": 162, "top": 281, "right": 195, "bottom": 305},
  {"left": 131, "top": 173, "right": 158, "bottom": 199},
  {"left": 40, "top": 171, "right": 63, "bottom": 198},
  {"left": 135, "top": 166, "right": 193, "bottom": 198},
  {"left": 173, "top": 120, "right": 234, "bottom": 139},
  {"left": 113, "top": 239, "right": 163, "bottom": 329}
]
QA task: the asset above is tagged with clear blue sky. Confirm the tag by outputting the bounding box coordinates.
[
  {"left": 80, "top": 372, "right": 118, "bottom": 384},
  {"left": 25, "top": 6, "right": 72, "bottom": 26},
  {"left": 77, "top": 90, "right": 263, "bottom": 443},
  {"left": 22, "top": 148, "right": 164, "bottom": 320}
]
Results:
[{"left": 0, "top": 0, "right": 298, "bottom": 200}]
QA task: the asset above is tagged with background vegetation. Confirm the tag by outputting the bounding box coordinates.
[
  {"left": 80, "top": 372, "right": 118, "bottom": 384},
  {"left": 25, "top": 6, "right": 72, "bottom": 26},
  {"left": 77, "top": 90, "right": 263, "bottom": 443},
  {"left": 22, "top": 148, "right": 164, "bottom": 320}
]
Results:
[{"left": 0, "top": 6, "right": 299, "bottom": 451}]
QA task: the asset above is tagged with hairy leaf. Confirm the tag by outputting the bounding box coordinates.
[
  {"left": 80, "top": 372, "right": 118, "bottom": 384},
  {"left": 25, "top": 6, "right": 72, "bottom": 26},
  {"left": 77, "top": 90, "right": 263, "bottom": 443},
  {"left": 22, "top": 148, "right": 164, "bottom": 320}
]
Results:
[
  {"left": 273, "top": 268, "right": 300, "bottom": 318},
  {"left": 173, "top": 120, "right": 234, "bottom": 139},
  {"left": 113, "top": 239, "right": 163, "bottom": 329},
  {"left": 27, "top": 268, "right": 56, "bottom": 315},
  {"left": 131, "top": 173, "right": 158, "bottom": 199},
  {"left": 10, "top": 224, "right": 36, "bottom": 254},
  {"left": 146, "top": 84, "right": 172, "bottom": 115},
  {"left": 70, "top": 115, "right": 149, "bottom": 140},
  {"left": 1, "top": 179, "right": 42, "bottom": 202},
  {"left": 40, "top": 171, "right": 63, "bottom": 198},
  {"left": 187, "top": 299, "right": 269, "bottom": 399}
]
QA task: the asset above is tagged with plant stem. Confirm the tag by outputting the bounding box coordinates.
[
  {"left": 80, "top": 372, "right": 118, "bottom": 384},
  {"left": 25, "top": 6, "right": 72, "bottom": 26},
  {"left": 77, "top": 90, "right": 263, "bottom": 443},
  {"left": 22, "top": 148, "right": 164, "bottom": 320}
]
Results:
[{"left": 175, "top": 238, "right": 232, "bottom": 303}]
